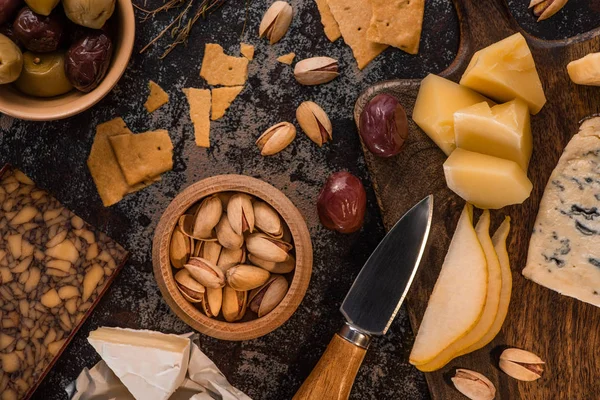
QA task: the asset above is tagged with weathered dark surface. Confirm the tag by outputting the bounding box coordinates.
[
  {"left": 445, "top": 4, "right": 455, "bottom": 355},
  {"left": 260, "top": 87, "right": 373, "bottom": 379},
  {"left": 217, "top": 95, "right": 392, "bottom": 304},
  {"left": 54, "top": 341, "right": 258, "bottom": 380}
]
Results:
[{"left": 0, "top": 0, "right": 595, "bottom": 399}]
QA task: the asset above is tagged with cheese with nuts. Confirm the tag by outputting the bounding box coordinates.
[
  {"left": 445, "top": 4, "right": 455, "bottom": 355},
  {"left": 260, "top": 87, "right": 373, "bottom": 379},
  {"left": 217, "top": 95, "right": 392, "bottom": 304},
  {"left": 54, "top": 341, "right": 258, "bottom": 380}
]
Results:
[{"left": 523, "top": 118, "right": 600, "bottom": 307}]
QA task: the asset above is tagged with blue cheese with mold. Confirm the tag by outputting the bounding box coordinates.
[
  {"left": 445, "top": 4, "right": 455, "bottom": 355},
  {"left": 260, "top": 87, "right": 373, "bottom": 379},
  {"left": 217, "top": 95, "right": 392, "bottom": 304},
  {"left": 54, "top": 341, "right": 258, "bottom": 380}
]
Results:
[{"left": 523, "top": 117, "right": 600, "bottom": 307}]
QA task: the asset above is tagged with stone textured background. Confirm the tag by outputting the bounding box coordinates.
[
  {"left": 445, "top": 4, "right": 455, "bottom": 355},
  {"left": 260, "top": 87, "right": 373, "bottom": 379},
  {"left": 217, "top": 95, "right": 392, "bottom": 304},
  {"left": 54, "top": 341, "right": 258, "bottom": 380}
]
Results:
[{"left": 0, "top": 0, "right": 598, "bottom": 399}]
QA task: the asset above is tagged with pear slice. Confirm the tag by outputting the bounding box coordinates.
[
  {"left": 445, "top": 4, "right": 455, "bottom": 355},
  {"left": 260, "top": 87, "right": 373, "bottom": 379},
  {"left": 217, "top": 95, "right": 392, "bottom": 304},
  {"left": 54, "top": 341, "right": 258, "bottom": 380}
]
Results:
[
  {"left": 417, "top": 210, "right": 502, "bottom": 371},
  {"left": 409, "top": 204, "right": 488, "bottom": 366},
  {"left": 462, "top": 216, "right": 512, "bottom": 353}
]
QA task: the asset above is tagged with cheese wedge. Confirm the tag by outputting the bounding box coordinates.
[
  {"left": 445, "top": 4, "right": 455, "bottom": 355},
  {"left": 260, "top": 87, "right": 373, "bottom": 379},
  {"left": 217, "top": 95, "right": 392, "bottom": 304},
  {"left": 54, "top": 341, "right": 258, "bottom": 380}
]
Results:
[
  {"left": 88, "top": 327, "right": 191, "bottom": 400},
  {"left": 523, "top": 118, "right": 600, "bottom": 307},
  {"left": 567, "top": 52, "right": 600, "bottom": 86},
  {"left": 413, "top": 74, "right": 493, "bottom": 155},
  {"left": 444, "top": 148, "right": 533, "bottom": 209},
  {"left": 460, "top": 33, "right": 546, "bottom": 115},
  {"left": 410, "top": 204, "right": 488, "bottom": 365},
  {"left": 454, "top": 99, "right": 532, "bottom": 171}
]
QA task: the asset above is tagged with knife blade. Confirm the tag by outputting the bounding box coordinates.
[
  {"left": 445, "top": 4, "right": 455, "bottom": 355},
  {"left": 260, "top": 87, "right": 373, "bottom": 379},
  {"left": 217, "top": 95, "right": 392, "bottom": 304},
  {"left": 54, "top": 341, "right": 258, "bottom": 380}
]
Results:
[{"left": 293, "top": 195, "right": 433, "bottom": 400}]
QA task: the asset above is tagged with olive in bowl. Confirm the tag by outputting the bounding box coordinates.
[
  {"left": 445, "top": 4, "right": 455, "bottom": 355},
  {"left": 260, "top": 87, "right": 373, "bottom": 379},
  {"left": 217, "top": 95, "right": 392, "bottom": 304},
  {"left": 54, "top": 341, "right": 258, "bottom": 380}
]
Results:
[
  {"left": 0, "top": 33, "right": 22, "bottom": 84},
  {"left": 0, "top": 0, "right": 22, "bottom": 25},
  {"left": 65, "top": 31, "right": 112, "bottom": 92},
  {"left": 25, "top": 0, "right": 60, "bottom": 16},
  {"left": 14, "top": 51, "right": 72, "bottom": 97},
  {"left": 13, "top": 6, "right": 64, "bottom": 53}
]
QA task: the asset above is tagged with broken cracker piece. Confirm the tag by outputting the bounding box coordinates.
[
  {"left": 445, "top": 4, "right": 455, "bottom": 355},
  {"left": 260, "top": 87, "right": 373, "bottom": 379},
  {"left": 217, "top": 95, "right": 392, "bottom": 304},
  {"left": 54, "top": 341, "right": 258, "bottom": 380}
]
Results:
[
  {"left": 277, "top": 52, "right": 295, "bottom": 65},
  {"left": 328, "top": 0, "right": 388, "bottom": 70},
  {"left": 211, "top": 86, "right": 244, "bottom": 121},
  {"left": 314, "top": 0, "right": 341, "bottom": 42},
  {"left": 200, "top": 44, "right": 249, "bottom": 86},
  {"left": 241, "top": 43, "right": 255, "bottom": 60},
  {"left": 109, "top": 130, "right": 173, "bottom": 187},
  {"left": 367, "top": 0, "right": 424, "bottom": 55},
  {"left": 183, "top": 88, "right": 211, "bottom": 147},
  {"left": 144, "top": 80, "right": 169, "bottom": 113},
  {"left": 87, "top": 118, "right": 159, "bottom": 207}
]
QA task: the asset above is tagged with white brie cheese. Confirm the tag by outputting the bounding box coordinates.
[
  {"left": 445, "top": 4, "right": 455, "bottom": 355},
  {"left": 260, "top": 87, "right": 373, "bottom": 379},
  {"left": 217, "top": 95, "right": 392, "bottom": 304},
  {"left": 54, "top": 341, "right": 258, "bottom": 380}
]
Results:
[
  {"left": 88, "top": 327, "right": 191, "bottom": 400},
  {"left": 523, "top": 117, "right": 600, "bottom": 307}
]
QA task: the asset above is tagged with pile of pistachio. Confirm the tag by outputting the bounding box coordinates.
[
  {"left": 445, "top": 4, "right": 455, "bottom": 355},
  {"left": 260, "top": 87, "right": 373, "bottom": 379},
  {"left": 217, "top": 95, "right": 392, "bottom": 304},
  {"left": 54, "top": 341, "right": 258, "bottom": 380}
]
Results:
[{"left": 169, "top": 192, "right": 295, "bottom": 322}]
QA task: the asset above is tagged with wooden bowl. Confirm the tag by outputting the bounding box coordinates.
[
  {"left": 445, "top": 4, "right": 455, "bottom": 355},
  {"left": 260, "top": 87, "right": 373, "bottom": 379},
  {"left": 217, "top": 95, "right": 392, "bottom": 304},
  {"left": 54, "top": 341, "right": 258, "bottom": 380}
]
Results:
[
  {"left": 152, "top": 175, "right": 313, "bottom": 340},
  {"left": 0, "top": 0, "right": 135, "bottom": 121}
]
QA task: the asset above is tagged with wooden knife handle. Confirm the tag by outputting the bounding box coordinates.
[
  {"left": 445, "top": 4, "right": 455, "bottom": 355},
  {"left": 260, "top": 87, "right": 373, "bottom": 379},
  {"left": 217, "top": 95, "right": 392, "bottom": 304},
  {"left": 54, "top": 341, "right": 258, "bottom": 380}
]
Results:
[{"left": 293, "top": 333, "right": 368, "bottom": 400}]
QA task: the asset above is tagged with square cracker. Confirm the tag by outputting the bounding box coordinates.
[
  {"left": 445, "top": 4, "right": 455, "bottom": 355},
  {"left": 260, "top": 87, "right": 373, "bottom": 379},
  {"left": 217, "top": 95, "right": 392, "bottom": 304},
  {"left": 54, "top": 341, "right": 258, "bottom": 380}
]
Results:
[
  {"left": 314, "top": 0, "right": 341, "bottom": 42},
  {"left": 200, "top": 44, "right": 249, "bottom": 86},
  {"left": 183, "top": 88, "right": 211, "bottom": 147},
  {"left": 367, "top": 0, "right": 425, "bottom": 54},
  {"left": 211, "top": 86, "right": 244, "bottom": 121},
  {"left": 240, "top": 43, "right": 255, "bottom": 60},
  {"left": 87, "top": 118, "right": 161, "bottom": 207},
  {"left": 109, "top": 130, "right": 173, "bottom": 187},
  {"left": 328, "top": 0, "right": 388, "bottom": 70},
  {"left": 144, "top": 80, "right": 169, "bottom": 113}
]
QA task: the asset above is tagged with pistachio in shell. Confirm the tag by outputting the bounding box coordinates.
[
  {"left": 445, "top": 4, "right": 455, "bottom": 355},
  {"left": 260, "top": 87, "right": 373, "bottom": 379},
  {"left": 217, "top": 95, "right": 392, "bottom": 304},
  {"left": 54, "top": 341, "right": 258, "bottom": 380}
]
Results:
[
  {"left": 226, "top": 264, "right": 270, "bottom": 291},
  {"left": 222, "top": 285, "right": 247, "bottom": 322},
  {"left": 258, "top": 1, "right": 293, "bottom": 44},
  {"left": 192, "top": 195, "right": 222, "bottom": 239},
  {"left": 184, "top": 257, "right": 225, "bottom": 289},
  {"left": 217, "top": 247, "right": 246, "bottom": 272},
  {"left": 215, "top": 214, "right": 244, "bottom": 250},
  {"left": 202, "top": 287, "right": 222, "bottom": 318},
  {"left": 227, "top": 193, "right": 255, "bottom": 235},
  {"left": 256, "top": 122, "right": 296, "bottom": 156},
  {"left": 253, "top": 201, "right": 283, "bottom": 238},
  {"left": 195, "top": 240, "right": 222, "bottom": 265},
  {"left": 296, "top": 101, "right": 332, "bottom": 147},
  {"left": 246, "top": 233, "right": 292, "bottom": 262},
  {"left": 248, "top": 253, "right": 295, "bottom": 274},
  {"left": 175, "top": 269, "right": 205, "bottom": 303},
  {"left": 170, "top": 226, "right": 191, "bottom": 268},
  {"left": 249, "top": 275, "right": 288, "bottom": 317}
]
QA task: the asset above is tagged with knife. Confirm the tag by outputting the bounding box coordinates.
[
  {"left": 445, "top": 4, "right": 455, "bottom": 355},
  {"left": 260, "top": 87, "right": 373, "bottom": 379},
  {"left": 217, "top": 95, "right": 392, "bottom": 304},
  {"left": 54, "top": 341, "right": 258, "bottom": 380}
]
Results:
[{"left": 293, "top": 195, "right": 433, "bottom": 400}]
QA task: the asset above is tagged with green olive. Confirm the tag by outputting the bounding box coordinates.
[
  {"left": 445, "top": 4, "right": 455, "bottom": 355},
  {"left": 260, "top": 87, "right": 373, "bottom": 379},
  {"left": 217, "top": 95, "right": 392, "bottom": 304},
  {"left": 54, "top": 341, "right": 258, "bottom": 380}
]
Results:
[
  {"left": 0, "top": 33, "right": 23, "bottom": 84},
  {"left": 24, "top": 0, "right": 60, "bottom": 16},
  {"left": 14, "top": 51, "right": 73, "bottom": 97},
  {"left": 63, "top": 0, "right": 115, "bottom": 29}
]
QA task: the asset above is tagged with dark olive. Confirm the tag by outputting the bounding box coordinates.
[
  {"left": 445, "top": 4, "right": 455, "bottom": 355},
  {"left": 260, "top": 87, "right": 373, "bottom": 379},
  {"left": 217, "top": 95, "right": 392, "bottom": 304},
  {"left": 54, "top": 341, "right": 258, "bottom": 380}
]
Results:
[
  {"left": 0, "top": 23, "right": 21, "bottom": 46},
  {"left": 359, "top": 93, "right": 409, "bottom": 157},
  {"left": 317, "top": 172, "right": 367, "bottom": 234},
  {"left": 0, "top": 0, "right": 22, "bottom": 25},
  {"left": 65, "top": 30, "right": 112, "bottom": 92},
  {"left": 13, "top": 6, "right": 63, "bottom": 53}
]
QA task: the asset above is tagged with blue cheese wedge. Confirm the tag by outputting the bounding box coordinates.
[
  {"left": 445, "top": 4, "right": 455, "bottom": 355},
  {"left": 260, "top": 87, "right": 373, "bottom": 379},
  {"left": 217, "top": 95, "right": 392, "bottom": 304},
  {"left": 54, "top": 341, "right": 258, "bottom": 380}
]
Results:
[
  {"left": 523, "top": 117, "right": 600, "bottom": 307},
  {"left": 88, "top": 327, "right": 191, "bottom": 400}
]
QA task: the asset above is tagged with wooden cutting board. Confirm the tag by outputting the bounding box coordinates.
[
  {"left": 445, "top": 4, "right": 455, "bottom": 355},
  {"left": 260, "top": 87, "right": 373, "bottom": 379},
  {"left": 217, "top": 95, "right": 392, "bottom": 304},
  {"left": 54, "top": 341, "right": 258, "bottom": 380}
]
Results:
[{"left": 353, "top": 1, "right": 600, "bottom": 399}]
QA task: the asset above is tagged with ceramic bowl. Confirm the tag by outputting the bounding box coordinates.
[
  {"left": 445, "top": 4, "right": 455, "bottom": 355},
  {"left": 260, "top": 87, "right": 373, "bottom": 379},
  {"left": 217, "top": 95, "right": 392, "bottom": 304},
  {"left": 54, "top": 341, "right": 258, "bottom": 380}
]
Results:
[
  {"left": 0, "top": 0, "right": 135, "bottom": 121},
  {"left": 152, "top": 175, "right": 313, "bottom": 340}
]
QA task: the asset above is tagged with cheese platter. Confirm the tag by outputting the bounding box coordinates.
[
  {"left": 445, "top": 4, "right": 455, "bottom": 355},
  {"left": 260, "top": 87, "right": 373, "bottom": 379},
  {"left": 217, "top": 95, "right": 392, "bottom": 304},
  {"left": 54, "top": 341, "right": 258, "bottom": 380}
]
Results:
[{"left": 355, "top": 0, "right": 600, "bottom": 398}]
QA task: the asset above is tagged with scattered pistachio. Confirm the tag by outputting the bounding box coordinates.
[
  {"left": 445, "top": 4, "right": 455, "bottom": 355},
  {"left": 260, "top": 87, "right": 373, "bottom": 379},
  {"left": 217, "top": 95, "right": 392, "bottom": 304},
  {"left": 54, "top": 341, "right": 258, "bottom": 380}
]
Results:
[
  {"left": 184, "top": 257, "right": 225, "bottom": 289},
  {"left": 530, "top": 0, "right": 568, "bottom": 21},
  {"left": 451, "top": 369, "right": 496, "bottom": 400},
  {"left": 499, "top": 348, "right": 545, "bottom": 381},
  {"left": 246, "top": 233, "right": 292, "bottom": 262},
  {"left": 222, "top": 285, "right": 247, "bottom": 322},
  {"left": 226, "top": 264, "right": 271, "bottom": 291},
  {"left": 296, "top": 101, "right": 332, "bottom": 147},
  {"left": 256, "top": 122, "right": 296, "bottom": 156},
  {"left": 227, "top": 193, "right": 255, "bottom": 235},
  {"left": 202, "top": 287, "right": 222, "bottom": 318},
  {"left": 294, "top": 57, "right": 339, "bottom": 86},
  {"left": 249, "top": 275, "right": 288, "bottom": 317},
  {"left": 258, "top": 1, "right": 293, "bottom": 44}
]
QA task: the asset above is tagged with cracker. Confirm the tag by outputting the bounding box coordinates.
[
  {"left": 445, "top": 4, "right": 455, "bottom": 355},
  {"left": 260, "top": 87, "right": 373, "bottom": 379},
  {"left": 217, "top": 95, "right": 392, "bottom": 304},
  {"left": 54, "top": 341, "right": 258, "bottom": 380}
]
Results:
[
  {"left": 240, "top": 43, "right": 255, "bottom": 60},
  {"left": 87, "top": 118, "right": 158, "bottom": 207},
  {"left": 144, "top": 80, "right": 169, "bottom": 113},
  {"left": 328, "top": 0, "right": 388, "bottom": 70},
  {"left": 200, "top": 44, "right": 249, "bottom": 86},
  {"left": 183, "top": 88, "right": 211, "bottom": 147},
  {"left": 277, "top": 52, "right": 296, "bottom": 65},
  {"left": 109, "top": 130, "right": 173, "bottom": 187},
  {"left": 211, "top": 86, "right": 244, "bottom": 121},
  {"left": 314, "top": 0, "right": 341, "bottom": 42},
  {"left": 367, "top": 0, "right": 424, "bottom": 54}
]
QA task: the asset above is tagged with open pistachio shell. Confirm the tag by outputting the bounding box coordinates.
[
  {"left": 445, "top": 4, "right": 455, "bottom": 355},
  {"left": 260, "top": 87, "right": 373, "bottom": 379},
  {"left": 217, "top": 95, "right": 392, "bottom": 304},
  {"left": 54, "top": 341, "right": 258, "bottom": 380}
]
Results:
[
  {"left": 296, "top": 101, "right": 332, "bottom": 147},
  {"left": 226, "top": 264, "right": 270, "bottom": 291},
  {"left": 222, "top": 285, "right": 247, "bottom": 322},
  {"left": 215, "top": 214, "right": 244, "bottom": 250},
  {"left": 217, "top": 247, "right": 246, "bottom": 272},
  {"left": 175, "top": 269, "right": 205, "bottom": 303},
  {"left": 202, "top": 287, "right": 222, "bottom": 318},
  {"left": 258, "top": 1, "right": 293, "bottom": 44},
  {"left": 195, "top": 240, "right": 222, "bottom": 265},
  {"left": 249, "top": 275, "right": 288, "bottom": 317},
  {"left": 227, "top": 193, "right": 255, "bottom": 236},
  {"left": 246, "top": 233, "right": 292, "bottom": 262},
  {"left": 192, "top": 195, "right": 222, "bottom": 239},
  {"left": 248, "top": 253, "right": 295, "bottom": 274},
  {"left": 253, "top": 201, "right": 283, "bottom": 238},
  {"left": 184, "top": 257, "right": 225, "bottom": 288},
  {"left": 170, "top": 226, "right": 191, "bottom": 268}
]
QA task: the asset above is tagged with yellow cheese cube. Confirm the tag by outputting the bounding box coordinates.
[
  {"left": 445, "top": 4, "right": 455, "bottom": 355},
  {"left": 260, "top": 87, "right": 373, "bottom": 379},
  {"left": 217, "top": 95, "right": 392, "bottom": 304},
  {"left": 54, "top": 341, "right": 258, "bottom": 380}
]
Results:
[
  {"left": 413, "top": 74, "right": 493, "bottom": 155},
  {"left": 460, "top": 33, "right": 546, "bottom": 115},
  {"left": 443, "top": 148, "right": 532, "bottom": 209},
  {"left": 567, "top": 52, "right": 600, "bottom": 86},
  {"left": 454, "top": 99, "right": 532, "bottom": 171}
]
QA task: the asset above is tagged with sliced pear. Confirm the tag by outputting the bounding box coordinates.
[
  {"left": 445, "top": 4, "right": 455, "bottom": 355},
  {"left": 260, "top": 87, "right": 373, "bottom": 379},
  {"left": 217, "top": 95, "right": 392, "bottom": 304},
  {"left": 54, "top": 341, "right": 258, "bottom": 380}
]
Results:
[
  {"left": 462, "top": 216, "right": 512, "bottom": 353},
  {"left": 417, "top": 210, "right": 502, "bottom": 371},
  {"left": 409, "top": 204, "right": 488, "bottom": 366}
]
